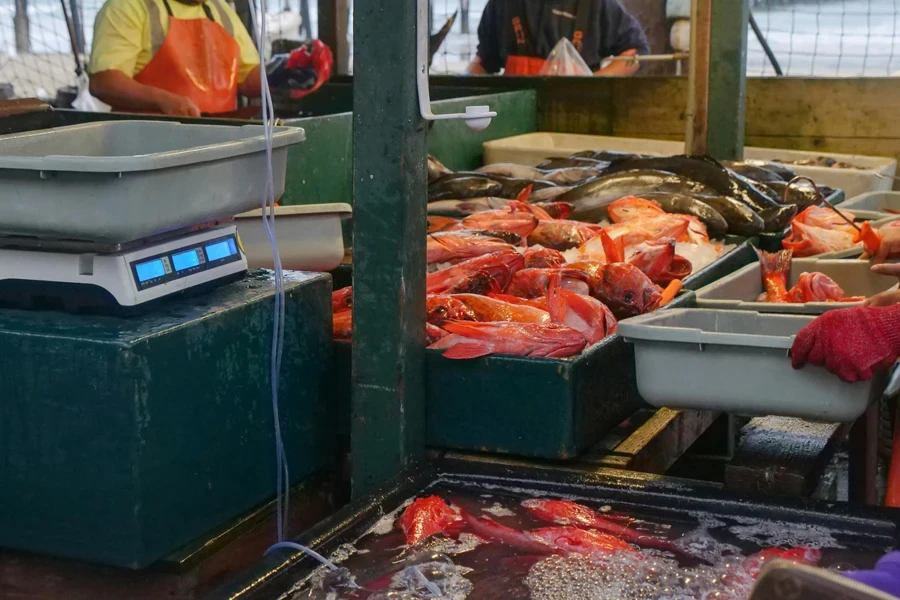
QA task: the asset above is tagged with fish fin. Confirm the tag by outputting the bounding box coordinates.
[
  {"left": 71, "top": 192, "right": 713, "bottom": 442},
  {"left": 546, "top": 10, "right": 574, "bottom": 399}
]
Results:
[
  {"left": 546, "top": 273, "right": 567, "bottom": 323},
  {"left": 754, "top": 246, "right": 792, "bottom": 276},
  {"left": 599, "top": 230, "right": 625, "bottom": 263},
  {"left": 440, "top": 341, "right": 493, "bottom": 359},
  {"left": 516, "top": 184, "right": 534, "bottom": 204}
]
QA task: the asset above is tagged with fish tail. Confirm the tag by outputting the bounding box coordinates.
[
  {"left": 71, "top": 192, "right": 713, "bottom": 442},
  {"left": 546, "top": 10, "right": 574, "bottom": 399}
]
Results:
[
  {"left": 440, "top": 341, "right": 494, "bottom": 359},
  {"left": 546, "top": 273, "right": 567, "bottom": 323},
  {"left": 516, "top": 184, "right": 534, "bottom": 204},
  {"left": 754, "top": 246, "right": 792, "bottom": 277},
  {"left": 599, "top": 230, "right": 625, "bottom": 263}
]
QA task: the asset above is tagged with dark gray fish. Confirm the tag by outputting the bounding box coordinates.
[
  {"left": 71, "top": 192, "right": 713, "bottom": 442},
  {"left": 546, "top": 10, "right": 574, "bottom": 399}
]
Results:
[
  {"left": 556, "top": 169, "right": 717, "bottom": 222},
  {"left": 427, "top": 197, "right": 511, "bottom": 217},
  {"left": 476, "top": 163, "right": 546, "bottom": 179},
  {"left": 602, "top": 155, "right": 783, "bottom": 221},
  {"left": 759, "top": 204, "right": 798, "bottom": 232},
  {"left": 428, "top": 176, "right": 503, "bottom": 202},
  {"left": 766, "top": 180, "right": 834, "bottom": 210},
  {"left": 725, "top": 159, "right": 798, "bottom": 181},
  {"left": 592, "top": 150, "right": 648, "bottom": 162},
  {"left": 694, "top": 194, "right": 766, "bottom": 236},
  {"left": 488, "top": 176, "right": 557, "bottom": 198},
  {"left": 536, "top": 157, "right": 606, "bottom": 170},
  {"left": 639, "top": 192, "right": 729, "bottom": 239},
  {"left": 542, "top": 166, "right": 607, "bottom": 185},
  {"left": 722, "top": 161, "right": 787, "bottom": 184},
  {"left": 529, "top": 186, "right": 573, "bottom": 202},
  {"left": 428, "top": 154, "right": 452, "bottom": 183}
]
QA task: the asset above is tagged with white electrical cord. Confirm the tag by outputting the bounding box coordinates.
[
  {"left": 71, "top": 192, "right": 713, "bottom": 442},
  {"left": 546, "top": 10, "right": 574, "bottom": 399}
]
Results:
[{"left": 249, "top": 0, "right": 290, "bottom": 545}]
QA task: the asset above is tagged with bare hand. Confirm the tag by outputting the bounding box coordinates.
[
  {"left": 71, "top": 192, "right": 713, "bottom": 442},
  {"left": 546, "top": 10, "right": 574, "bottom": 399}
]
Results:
[
  {"left": 155, "top": 92, "right": 201, "bottom": 117},
  {"left": 872, "top": 226, "right": 900, "bottom": 264},
  {"left": 871, "top": 262, "right": 900, "bottom": 278},
  {"left": 866, "top": 288, "right": 900, "bottom": 307}
]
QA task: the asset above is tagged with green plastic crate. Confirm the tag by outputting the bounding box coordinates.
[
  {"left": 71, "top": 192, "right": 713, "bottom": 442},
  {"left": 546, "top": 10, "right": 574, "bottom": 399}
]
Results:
[{"left": 0, "top": 271, "right": 334, "bottom": 568}]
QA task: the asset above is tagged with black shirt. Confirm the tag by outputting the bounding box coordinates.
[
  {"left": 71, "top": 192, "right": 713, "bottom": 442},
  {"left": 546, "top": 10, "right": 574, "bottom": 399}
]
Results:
[{"left": 476, "top": 0, "right": 650, "bottom": 73}]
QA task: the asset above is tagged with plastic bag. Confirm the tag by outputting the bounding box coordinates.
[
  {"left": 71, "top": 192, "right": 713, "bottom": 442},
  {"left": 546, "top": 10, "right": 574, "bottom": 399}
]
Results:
[
  {"left": 539, "top": 37, "right": 592, "bottom": 77},
  {"left": 71, "top": 73, "right": 110, "bottom": 112},
  {"left": 287, "top": 39, "right": 334, "bottom": 99}
]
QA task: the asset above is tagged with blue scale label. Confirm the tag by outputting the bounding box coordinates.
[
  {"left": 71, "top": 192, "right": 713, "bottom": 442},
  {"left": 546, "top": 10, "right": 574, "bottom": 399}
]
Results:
[{"left": 130, "top": 234, "right": 242, "bottom": 291}]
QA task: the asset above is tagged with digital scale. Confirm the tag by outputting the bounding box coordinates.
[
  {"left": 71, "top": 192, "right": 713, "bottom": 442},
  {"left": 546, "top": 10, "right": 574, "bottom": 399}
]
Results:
[{"left": 0, "top": 223, "right": 248, "bottom": 314}]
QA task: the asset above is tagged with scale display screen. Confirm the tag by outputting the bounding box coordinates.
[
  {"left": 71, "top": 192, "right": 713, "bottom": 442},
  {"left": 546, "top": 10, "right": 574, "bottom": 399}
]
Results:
[
  {"left": 135, "top": 258, "right": 167, "bottom": 283},
  {"left": 130, "top": 233, "right": 242, "bottom": 291}
]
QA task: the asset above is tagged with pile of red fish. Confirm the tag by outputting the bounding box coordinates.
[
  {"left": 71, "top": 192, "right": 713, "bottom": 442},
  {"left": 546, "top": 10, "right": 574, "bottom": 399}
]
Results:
[
  {"left": 332, "top": 191, "right": 701, "bottom": 360},
  {"left": 782, "top": 205, "right": 900, "bottom": 257},
  {"left": 397, "top": 495, "right": 820, "bottom": 576},
  {"left": 756, "top": 248, "right": 865, "bottom": 303}
]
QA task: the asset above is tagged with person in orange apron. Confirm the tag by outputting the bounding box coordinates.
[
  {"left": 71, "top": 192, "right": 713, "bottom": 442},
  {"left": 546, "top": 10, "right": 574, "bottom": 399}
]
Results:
[
  {"left": 467, "top": 0, "right": 648, "bottom": 76},
  {"left": 88, "top": 0, "right": 331, "bottom": 116}
]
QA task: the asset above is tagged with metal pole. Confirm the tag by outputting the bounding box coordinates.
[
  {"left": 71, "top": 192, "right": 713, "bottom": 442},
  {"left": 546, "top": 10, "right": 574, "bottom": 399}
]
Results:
[
  {"left": 14, "top": 0, "right": 30, "bottom": 54},
  {"left": 350, "top": 0, "right": 427, "bottom": 497},
  {"left": 319, "top": 0, "right": 350, "bottom": 74},
  {"left": 748, "top": 11, "right": 783, "bottom": 76},
  {"left": 299, "top": 0, "right": 312, "bottom": 38}
]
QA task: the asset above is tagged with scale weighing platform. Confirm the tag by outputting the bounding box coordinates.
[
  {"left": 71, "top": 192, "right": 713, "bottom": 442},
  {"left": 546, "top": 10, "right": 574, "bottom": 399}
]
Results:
[{"left": 0, "top": 223, "right": 248, "bottom": 314}]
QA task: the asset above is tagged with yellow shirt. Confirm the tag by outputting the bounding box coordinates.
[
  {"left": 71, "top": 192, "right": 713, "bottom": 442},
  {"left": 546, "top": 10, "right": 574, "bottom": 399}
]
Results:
[{"left": 89, "top": 0, "right": 260, "bottom": 83}]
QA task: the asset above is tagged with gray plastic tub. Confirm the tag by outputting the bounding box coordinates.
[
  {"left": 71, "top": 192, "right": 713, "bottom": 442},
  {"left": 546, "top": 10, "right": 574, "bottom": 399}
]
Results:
[
  {"left": 618, "top": 308, "right": 886, "bottom": 421},
  {"left": 839, "top": 191, "right": 900, "bottom": 221},
  {"left": 0, "top": 121, "right": 306, "bottom": 243},
  {"left": 809, "top": 215, "right": 900, "bottom": 259},
  {"left": 694, "top": 258, "right": 897, "bottom": 314}
]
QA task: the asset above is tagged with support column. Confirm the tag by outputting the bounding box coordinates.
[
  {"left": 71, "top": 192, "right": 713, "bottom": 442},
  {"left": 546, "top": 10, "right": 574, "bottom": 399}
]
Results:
[{"left": 350, "top": 0, "right": 427, "bottom": 497}]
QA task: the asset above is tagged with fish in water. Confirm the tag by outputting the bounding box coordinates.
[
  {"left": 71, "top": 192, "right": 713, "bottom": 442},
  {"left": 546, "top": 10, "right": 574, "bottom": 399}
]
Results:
[
  {"left": 428, "top": 321, "right": 587, "bottom": 359},
  {"left": 462, "top": 513, "right": 634, "bottom": 556},
  {"left": 426, "top": 294, "right": 478, "bottom": 325},
  {"left": 638, "top": 192, "right": 729, "bottom": 239},
  {"left": 427, "top": 154, "right": 452, "bottom": 183},
  {"left": 522, "top": 499, "right": 704, "bottom": 564},
  {"left": 528, "top": 219, "right": 603, "bottom": 251},
  {"left": 627, "top": 238, "right": 692, "bottom": 285},
  {"left": 452, "top": 293, "right": 551, "bottom": 323},
  {"left": 557, "top": 169, "right": 717, "bottom": 222},
  {"left": 476, "top": 162, "right": 546, "bottom": 180},
  {"left": 694, "top": 194, "right": 766, "bottom": 236},
  {"left": 332, "top": 310, "right": 352, "bottom": 340},
  {"left": 444, "top": 201, "right": 540, "bottom": 238},
  {"left": 426, "top": 250, "right": 525, "bottom": 295},
  {"left": 529, "top": 186, "right": 573, "bottom": 203},
  {"left": 546, "top": 274, "right": 617, "bottom": 344},
  {"left": 428, "top": 176, "right": 503, "bottom": 202},
  {"left": 398, "top": 496, "right": 464, "bottom": 546},
  {"left": 603, "top": 155, "right": 794, "bottom": 231},
  {"left": 426, "top": 230, "right": 518, "bottom": 264},
  {"left": 427, "top": 197, "right": 512, "bottom": 218},
  {"left": 524, "top": 247, "right": 567, "bottom": 268},
  {"left": 332, "top": 287, "right": 352, "bottom": 313},
  {"left": 782, "top": 221, "right": 857, "bottom": 257},
  {"left": 741, "top": 547, "right": 821, "bottom": 579}
]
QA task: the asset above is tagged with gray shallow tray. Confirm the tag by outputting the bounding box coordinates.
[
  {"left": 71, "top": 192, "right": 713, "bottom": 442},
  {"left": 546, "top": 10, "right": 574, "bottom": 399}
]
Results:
[
  {"left": 0, "top": 121, "right": 306, "bottom": 243},
  {"left": 694, "top": 258, "right": 897, "bottom": 313},
  {"left": 839, "top": 191, "right": 900, "bottom": 221},
  {"left": 618, "top": 308, "right": 887, "bottom": 421}
]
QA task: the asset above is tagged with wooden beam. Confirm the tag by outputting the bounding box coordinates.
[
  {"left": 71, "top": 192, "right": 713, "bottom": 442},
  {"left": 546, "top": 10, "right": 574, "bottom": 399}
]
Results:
[
  {"left": 318, "top": 0, "right": 350, "bottom": 74},
  {"left": 707, "top": 0, "right": 749, "bottom": 159},
  {"left": 684, "top": 0, "right": 710, "bottom": 154},
  {"left": 350, "top": 0, "right": 427, "bottom": 498}
]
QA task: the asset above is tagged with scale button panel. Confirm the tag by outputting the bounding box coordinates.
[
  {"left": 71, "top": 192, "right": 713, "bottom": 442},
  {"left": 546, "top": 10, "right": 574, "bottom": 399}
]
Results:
[{"left": 130, "top": 234, "right": 242, "bottom": 291}]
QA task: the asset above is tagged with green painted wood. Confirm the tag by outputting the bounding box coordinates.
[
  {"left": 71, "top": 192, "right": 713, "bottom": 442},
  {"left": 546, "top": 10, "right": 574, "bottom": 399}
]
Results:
[
  {"left": 707, "top": 0, "right": 749, "bottom": 160},
  {"left": 0, "top": 272, "right": 334, "bottom": 568},
  {"left": 350, "top": 0, "right": 427, "bottom": 498}
]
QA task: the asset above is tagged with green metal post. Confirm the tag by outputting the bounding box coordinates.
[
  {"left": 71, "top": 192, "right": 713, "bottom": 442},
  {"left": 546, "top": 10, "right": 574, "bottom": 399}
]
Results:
[
  {"left": 706, "top": 0, "right": 749, "bottom": 160},
  {"left": 350, "top": 0, "right": 427, "bottom": 497}
]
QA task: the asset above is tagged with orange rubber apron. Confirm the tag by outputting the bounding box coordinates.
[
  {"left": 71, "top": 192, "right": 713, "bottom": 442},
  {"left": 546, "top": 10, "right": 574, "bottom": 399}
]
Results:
[
  {"left": 504, "top": 0, "right": 590, "bottom": 76},
  {"left": 133, "top": 0, "right": 240, "bottom": 114}
]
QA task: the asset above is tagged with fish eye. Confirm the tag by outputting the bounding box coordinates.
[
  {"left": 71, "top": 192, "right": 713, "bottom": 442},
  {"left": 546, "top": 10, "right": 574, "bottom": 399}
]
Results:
[{"left": 623, "top": 292, "right": 635, "bottom": 304}]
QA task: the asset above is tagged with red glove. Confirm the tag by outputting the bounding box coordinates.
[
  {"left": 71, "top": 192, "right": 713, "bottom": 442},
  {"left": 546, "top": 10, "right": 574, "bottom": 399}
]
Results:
[
  {"left": 791, "top": 304, "right": 900, "bottom": 382},
  {"left": 287, "top": 40, "right": 333, "bottom": 99}
]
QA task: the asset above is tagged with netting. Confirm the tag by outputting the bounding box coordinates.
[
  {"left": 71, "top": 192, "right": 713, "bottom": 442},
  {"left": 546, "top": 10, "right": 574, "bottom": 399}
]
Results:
[
  {"left": 0, "top": 0, "right": 314, "bottom": 99},
  {"left": 748, "top": 0, "right": 900, "bottom": 77}
]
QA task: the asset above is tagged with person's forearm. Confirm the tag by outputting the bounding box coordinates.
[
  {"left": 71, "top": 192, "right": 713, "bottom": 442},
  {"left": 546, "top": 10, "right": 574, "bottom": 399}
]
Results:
[
  {"left": 89, "top": 69, "right": 169, "bottom": 111},
  {"left": 593, "top": 50, "right": 640, "bottom": 76},
  {"left": 467, "top": 56, "right": 488, "bottom": 75},
  {"left": 238, "top": 65, "right": 262, "bottom": 97}
]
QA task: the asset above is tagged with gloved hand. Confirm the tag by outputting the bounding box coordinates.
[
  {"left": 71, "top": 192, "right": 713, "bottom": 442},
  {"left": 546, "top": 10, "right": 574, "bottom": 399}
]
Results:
[
  {"left": 265, "top": 40, "right": 333, "bottom": 98},
  {"left": 791, "top": 304, "right": 900, "bottom": 382},
  {"left": 843, "top": 552, "right": 900, "bottom": 597},
  {"left": 872, "top": 225, "right": 900, "bottom": 264}
]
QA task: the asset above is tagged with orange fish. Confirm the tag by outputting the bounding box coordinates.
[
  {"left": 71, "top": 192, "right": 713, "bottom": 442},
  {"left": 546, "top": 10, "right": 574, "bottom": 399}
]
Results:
[
  {"left": 528, "top": 220, "right": 603, "bottom": 251},
  {"left": 332, "top": 287, "right": 352, "bottom": 313},
  {"left": 426, "top": 230, "right": 518, "bottom": 264},
  {"left": 462, "top": 513, "right": 634, "bottom": 556},
  {"left": 627, "top": 238, "right": 692, "bottom": 285},
  {"left": 398, "top": 496, "right": 464, "bottom": 546},
  {"left": 488, "top": 292, "right": 549, "bottom": 311},
  {"left": 428, "top": 321, "right": 587, "bottom": 359},
  {"left": 741, "top": 548, "right": 822, "bottom": 579},
  {"left": 426, "top": 250, "right": 525, "bottom": 295},
  {"left": 332, "top": 310, "right": 352, "bottom": 339},
  {"left": 426, "top": 294, "right": 477, "bottom": 325},
  {"left": 445, "top": 201, "right": 540, "bottom": 238},
  {"left": 506, "top": 267, "right": 593, "bottom": 298},
  {"left": 535, "top": 202, "right": 574, "bottom": 220},
  {"left": 427, "top": 215, "right": 459, "bottom": 233},
  {"left": 568, "top": 261, "right": 663, "bottom": 320},
  {"left": 452, "top": 293, "right": 551, "bottom": 323},
  {"left": 547, "top": 274, "right": 617, "bottom": 344},
  {"left": 782, "top": 220, "right": 858, "bottom": 257},
  {"left": 755, "top": 248, "right": 792, "bottom": 302},
  {"left": 794, "top": 205, "right": 858, "bottom": 234},
  {"left": 523, "top": 247, "right": 567, "bottom": 269},
  {"left": 426, "top": 323, "right": 449, "bottom": 344},
  {"left": 607, "top": 196, "right": 666, "bottom": 223},
  {"left": 786, "top": 271, "right": 855, "bottom": 303}
]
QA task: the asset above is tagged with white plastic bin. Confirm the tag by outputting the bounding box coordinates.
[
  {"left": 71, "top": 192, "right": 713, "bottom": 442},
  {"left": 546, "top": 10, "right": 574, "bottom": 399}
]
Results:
[
  {"left": 618, "top": 308, "right": 886, "bottom": 421},
  {"left": 694, "top": 258, "right": 897, "bottom": 314},
  {"left": 482, "top": 133, "right": 896, "bottom": 198},
  {"left": 235, "top": 203, "right": 351, "bottom": 272},
  {"left": 839, "top": 191, "right": 900, "bottom": 221}
]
